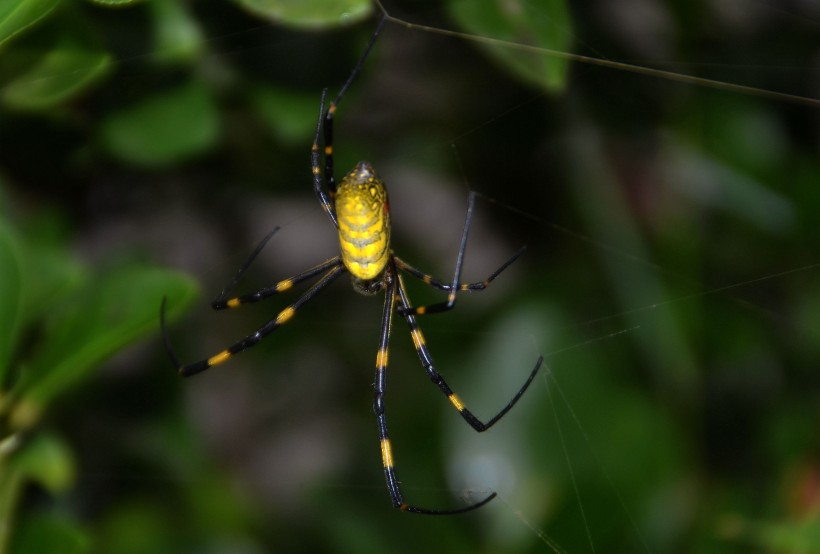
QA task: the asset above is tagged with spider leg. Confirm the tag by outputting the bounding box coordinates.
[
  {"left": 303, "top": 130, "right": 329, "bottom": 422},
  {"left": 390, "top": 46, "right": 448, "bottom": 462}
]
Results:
[
  {"left": 395, "top": 192, "right": 527, "bottom": 316},
  {"left": 395, "top": 271, "right": 543, "bottom": 432},
  {"left": 212, "top": 228, "right": 280, "bottom": 307},
  {"left": 209, "top": 227, "right": 338, "bottom": 309},
  {"left": 312, "top": 17, "right": 388, "bottom": 228},
  {"left": 312, "top": 89, "right": 337, "bottom": 228},
  {"left": 324, "top": 15, "right": 387, "bottom": 190},
  {"left": 395, "top": 245, "right": 525, "bottom": 296},
  {"left": 373, "top": 265, "right": 496, "bottom": 515},
  {"left": 212, "top": 256, "right": 342, "bottom": 310},
  {"left": 161, "top": 262, "right": 345, "bottom": 377},
  {"left": 330, "top": 15, "right": 387, "bottom": 109}
]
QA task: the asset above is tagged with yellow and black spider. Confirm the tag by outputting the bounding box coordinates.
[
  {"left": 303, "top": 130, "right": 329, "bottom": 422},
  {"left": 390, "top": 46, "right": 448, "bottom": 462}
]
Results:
[{"left": 160, "top": 16, "right": 542, "bottom": 515}]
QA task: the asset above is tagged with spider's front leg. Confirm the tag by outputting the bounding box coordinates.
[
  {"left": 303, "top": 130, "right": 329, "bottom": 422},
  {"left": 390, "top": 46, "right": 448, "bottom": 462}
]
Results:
[{"left": 312, "top": 15, "right": 388, "bottom": 230}]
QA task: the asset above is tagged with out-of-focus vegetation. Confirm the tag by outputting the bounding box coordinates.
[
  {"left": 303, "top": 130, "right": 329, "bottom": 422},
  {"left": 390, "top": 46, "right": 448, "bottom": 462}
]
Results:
[{"left": 0, "top": 0, "right": 818, "bottom": 552}]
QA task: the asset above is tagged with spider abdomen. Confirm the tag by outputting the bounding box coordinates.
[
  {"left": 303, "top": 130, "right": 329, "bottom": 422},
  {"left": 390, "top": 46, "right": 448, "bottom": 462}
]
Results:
[{"left": 336, "top": 161, "right": 391, "bottom": 282}]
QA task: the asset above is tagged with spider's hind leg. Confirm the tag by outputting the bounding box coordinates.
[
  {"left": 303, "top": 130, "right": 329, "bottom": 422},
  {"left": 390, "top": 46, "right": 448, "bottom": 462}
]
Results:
[{"left": 372, "top": 266, "right": 498, "bottom": 515}]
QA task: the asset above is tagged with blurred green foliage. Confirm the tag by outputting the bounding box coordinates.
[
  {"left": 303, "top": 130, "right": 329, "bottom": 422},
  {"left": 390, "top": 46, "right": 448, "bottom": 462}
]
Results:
[
  {"left": 0, "top": 206, "right": 197, "bottom": 551},
  {"left": 0, "top": 0, "right": 818, "bottom": 553},
  {"left": 448, "top": 0, "right": 570, "bottom": 92}
]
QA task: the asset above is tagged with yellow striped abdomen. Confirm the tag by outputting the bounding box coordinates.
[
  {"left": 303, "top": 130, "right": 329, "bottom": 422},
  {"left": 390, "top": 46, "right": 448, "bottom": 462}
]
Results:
[{"left": 336, "top": 161, "right": 391, "bottom": 283}]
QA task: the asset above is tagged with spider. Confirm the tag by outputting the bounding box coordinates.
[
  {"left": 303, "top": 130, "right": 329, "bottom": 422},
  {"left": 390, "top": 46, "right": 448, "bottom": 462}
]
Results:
[{"left": 160, "top": 16, "right": 542, "bottom": 515}]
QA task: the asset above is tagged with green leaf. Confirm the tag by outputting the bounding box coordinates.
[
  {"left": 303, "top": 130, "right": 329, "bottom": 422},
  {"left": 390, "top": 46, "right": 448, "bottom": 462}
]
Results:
[
  {"left": 0, "top": 221, "right": 23, "bottom": 384},
  {"left": 1, "top": 28, "right": 112, "bottom": 110},
  {"left": 0, "top": 434, "right": 81, "bottom": 554},
  {"left": 19, "top": 242, "right": 86, "bottom": 330},
  {"left": 99, "top": 501, "right": 179, "bottom": 554},
  {"left": 719, "top": 511, "right": 820, "bottom": 553},
  {"left": 149, "top": 0, "right": 204, "bottom": 65},
  {"left": 0, "top": 213, "right": 84, "bottom": 386},
  {"left": 231, "top": 0, "right": 372, "bottom": 30},
  {"left": 249, "top": 84, "right": 321, "bottom": 144},
  {"left": 11, "top": 266, "right": 199, "bottom": 429},
  {"left": 99, "top": 80, "right": 219, "bottom": 168},
  {"left": 9, "top": 433, "right": 74, "bottom": 494},
  {"left": 447, "top": 0, "right": 572, "bottom": 92},
  {"left": 0, "top": 0, "right": 61, "bottom": 49},
  {"left": 10, "top": 512, "right": 89, "bottom": 554}
]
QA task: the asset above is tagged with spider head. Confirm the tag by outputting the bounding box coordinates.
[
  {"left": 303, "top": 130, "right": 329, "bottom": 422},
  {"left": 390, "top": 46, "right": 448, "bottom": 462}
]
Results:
[
  {"left": 351, "top": 276, "right": 384, "bottom": 296},
  {"left": 336, "top": 161, "right": 392, "bottom": 283}
]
